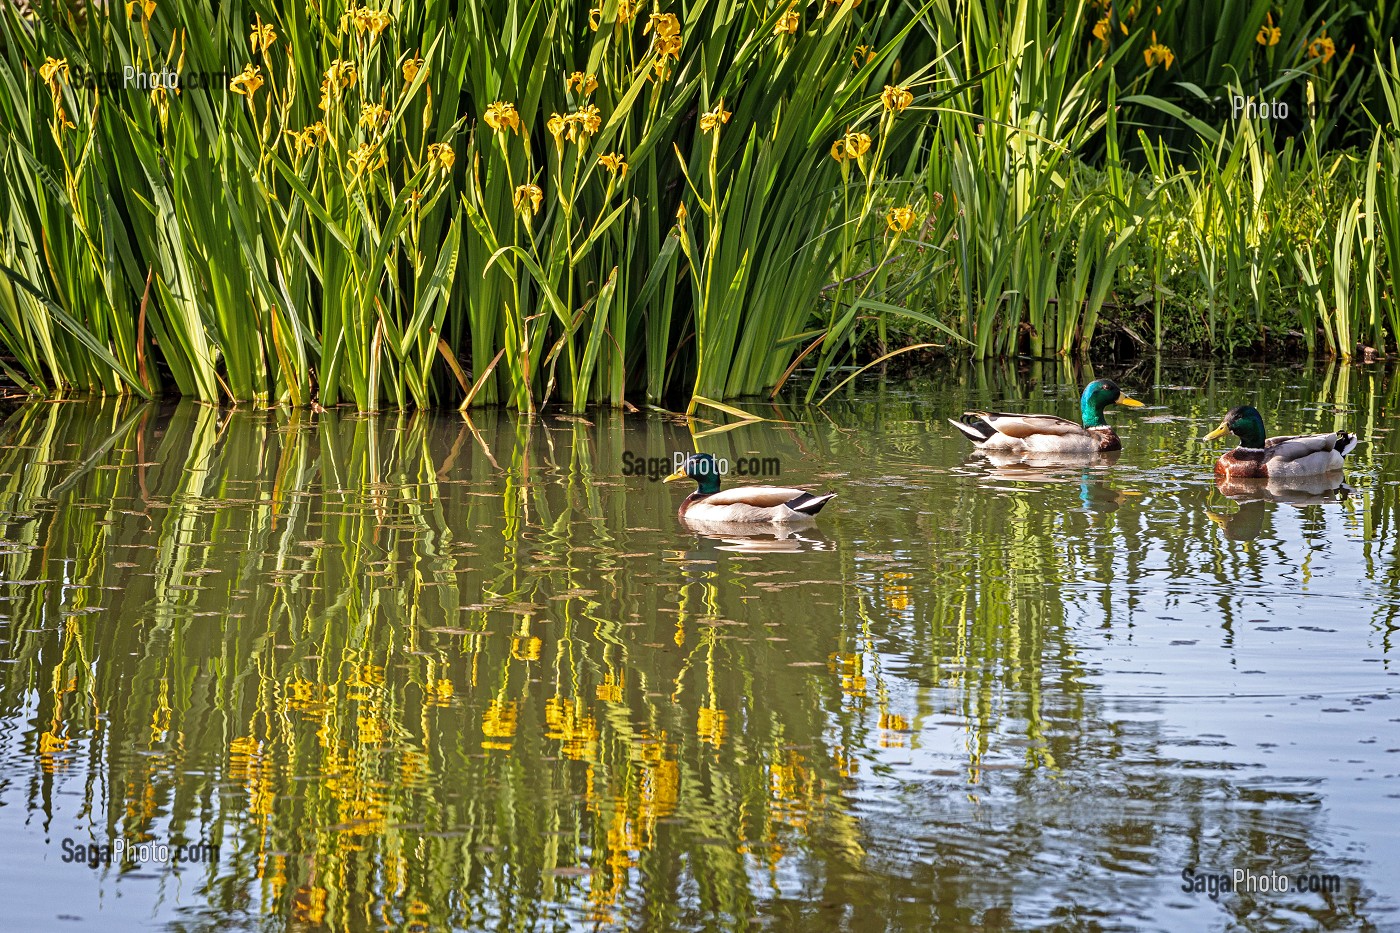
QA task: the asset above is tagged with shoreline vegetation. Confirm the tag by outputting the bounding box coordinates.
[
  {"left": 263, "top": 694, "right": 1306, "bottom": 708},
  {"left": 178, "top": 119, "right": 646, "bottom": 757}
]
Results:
[{"left": 0, "top": 0, "right": 1397, "bottom": 413}]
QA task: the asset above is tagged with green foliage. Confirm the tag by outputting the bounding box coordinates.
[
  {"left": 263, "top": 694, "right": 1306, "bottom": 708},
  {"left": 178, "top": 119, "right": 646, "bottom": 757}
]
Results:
[{"left": 0, "top": 0, "right": 946, "bottom": 411}]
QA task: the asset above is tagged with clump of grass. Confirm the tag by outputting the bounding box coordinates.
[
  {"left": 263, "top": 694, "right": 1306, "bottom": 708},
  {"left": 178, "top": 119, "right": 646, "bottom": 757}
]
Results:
[{"left": 0, "top": 0, "right": 953, "bottom": 411}]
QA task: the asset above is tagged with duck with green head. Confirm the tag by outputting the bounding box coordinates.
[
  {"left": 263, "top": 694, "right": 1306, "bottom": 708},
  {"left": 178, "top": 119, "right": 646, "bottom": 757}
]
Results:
[
  {"left": 949, "top": 379, "right": 1144, "bottom": 453},
  {"left": 1204, "top": 405, "right": 1358, "bottom": 478},
  {"left": 662, "top": 453, "right": 835, "bottom": 523}
]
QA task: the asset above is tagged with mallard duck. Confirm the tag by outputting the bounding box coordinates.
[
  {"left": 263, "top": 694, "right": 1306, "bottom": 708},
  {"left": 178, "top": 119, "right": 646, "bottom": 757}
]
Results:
[
  {"left": 662, "top": 453, "right": 835, "bottom": 523},
  {"left": 1203, "top": 406, "right": 1358, "bottom": 478},
  {"left": 949, "top": 379, "right": 1144, "bottom": 453}
]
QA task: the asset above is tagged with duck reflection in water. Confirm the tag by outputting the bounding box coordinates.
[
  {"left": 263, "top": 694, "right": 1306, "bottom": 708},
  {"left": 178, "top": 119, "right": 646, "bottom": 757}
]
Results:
[
  {"left": 975, "top": 449, "right": 1138, "bottom": 513},
  {"left": 678, "top": 520, "right": 832, "bottom": 557},
  {"left": 1207, "top": 473, "right": 1353, "bottom": 541}
]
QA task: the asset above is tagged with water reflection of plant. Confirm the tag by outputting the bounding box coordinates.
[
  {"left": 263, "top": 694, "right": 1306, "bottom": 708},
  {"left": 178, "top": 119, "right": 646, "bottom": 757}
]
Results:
[{"left": 0, "top": 371, "right": 1392, "bottom": 926}]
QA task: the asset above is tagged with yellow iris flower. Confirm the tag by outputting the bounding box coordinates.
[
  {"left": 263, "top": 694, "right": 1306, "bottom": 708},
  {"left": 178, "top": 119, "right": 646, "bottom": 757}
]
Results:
[
  {"left": 1307, "top": 34, "right": 1335, "bottom": 63},
  {"left": 348, "top": 143, "right": 386, "bottom": 175},
  {"left": 599, "top": 152, "right": 628, "bottom": 178},
  {"left": 699, "top": 100, "right": 731, "bottom": 132},
  {"left": 547, "top": 112, "right": 568, "bottom": 149},
  {"left": 881, "top": 84, "right": 913, "bottom": 114},
  {"left": 567, "top": 71, "right": 598, "bottom": 95},
  {"left": 39, "top": 57, "right": 68, "bottom": 96},
  {"left": 359, "top": 102, "right": 390, "bottom": 130},
  {"left": 427, "top": 142, "right": 454, "bottom": 172},
  {"left": 886, "top": 206, "right": 918, "bottom": 234},
  {"left": 229, "top": 64, "right": 264, "bottom": 98},
  {"left": 514, "top": 183, "right": 543, "bottom": 216},
  {"left": 830, "top": 130, "right": 871, "bottom": 162},
  {"left": 249, "top": 15, "right": 276, "bottom": 54},
  {"left": 1143, "top": 31, "right": 1175, "bottom": 69},
  {"left": 484, "top": 101, "right": 521, "bottom": 134},
  {"left": 1256, "top": 14, "right": 1280, "bottom": 47}
]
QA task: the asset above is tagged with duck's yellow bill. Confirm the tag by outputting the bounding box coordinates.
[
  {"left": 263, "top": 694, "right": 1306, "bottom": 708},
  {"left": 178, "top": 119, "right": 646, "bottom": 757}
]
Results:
[
  {"left": 662, "top": 468, "right": 687, "bottom": 483},
  {"left": 1203, "top": 423, "right": 1229, "bottom": 441},
  {"left": 1117, "top": 394, "right": 1145, "bottom": 407}
]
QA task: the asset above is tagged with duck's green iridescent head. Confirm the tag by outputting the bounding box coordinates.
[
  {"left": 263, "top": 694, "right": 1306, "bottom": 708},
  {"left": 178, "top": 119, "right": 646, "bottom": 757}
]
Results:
[
  {"left": 1205, "top": 406, "right": 1267, "bottom": 448},
  {"left": 663, "top": 453, "right": 722, "bottom": 494},
  {"left": 1080, "top": 379, "right": 1143, "bottom": 427}
]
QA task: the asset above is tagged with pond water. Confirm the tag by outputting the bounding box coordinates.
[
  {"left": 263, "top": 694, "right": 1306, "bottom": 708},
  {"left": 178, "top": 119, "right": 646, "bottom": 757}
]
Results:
[{"left": 0, "top": 359, "right": 1396, "bottom": 931}]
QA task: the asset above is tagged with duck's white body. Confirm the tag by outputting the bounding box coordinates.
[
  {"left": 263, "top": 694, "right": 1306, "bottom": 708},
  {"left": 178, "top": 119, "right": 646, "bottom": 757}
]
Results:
[
  {"left": 679, "top": 486, "right": 835, "bottom": 524},
  {"left": 950, "top": 413, "right": 1122, "bottom": 453}
]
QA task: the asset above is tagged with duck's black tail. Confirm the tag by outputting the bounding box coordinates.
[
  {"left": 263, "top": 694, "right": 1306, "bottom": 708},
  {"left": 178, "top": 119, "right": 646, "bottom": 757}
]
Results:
[
  {"left": 948, "top": 414, "right": 995, "bottom": 444},
  {"left": 784, "top": 492, "right": 836, "bottom": 516}
]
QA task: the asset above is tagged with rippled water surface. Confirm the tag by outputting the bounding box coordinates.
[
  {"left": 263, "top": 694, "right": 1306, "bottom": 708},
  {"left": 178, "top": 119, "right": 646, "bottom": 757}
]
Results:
[{"left": 0, "top": 360, "right": 1397, "bottom": 931}]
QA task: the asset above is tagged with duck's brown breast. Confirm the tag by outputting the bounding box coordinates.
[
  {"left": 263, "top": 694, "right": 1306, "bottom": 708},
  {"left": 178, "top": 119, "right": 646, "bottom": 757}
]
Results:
[
  {"left": 1216, "top": 449, "right": 1268, "bottom": 479},
  {"left": 1089, "top": 427, "right": 1122, "bottom": 452}
]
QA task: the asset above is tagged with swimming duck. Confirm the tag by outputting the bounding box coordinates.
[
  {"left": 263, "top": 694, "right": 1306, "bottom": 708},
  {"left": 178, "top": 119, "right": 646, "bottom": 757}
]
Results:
[
  {"left": 662, "top": 453, "right": 835, "bottom": 523},
  {"left": 949, "top": 379, "right": 1144, "bottom": 453},
  {"left": 1203, "top": 406, "right": 1358, "bottom": 478}
]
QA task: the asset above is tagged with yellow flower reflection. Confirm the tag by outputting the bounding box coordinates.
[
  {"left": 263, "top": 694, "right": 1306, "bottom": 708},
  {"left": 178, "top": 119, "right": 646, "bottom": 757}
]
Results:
[
  {"left": 545, "top": 696, "right": 599, "bottom": 760},
  {"left": 697, "top": 706, "right": 726, "bottom": 747},
  {"left": 39, "top": 730, "right": 70, "bottom": 754},
  {"left": 596, "top": 672, "right": 625, "bottom": 701},
  {"left": 828, "top": 651, "right": 867, "bottom": 697},
  {"left": 879, "top": 711, "right": 910, "bottom": 747},
  {"left": 482, "top": 698, "right": 518, "bottom": 750},
  {"left": 511, "top": 629, "right": 542, "bottom": 657},
  {"left": 292, "top": 885, "right": 327, "bottom": 925}
]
